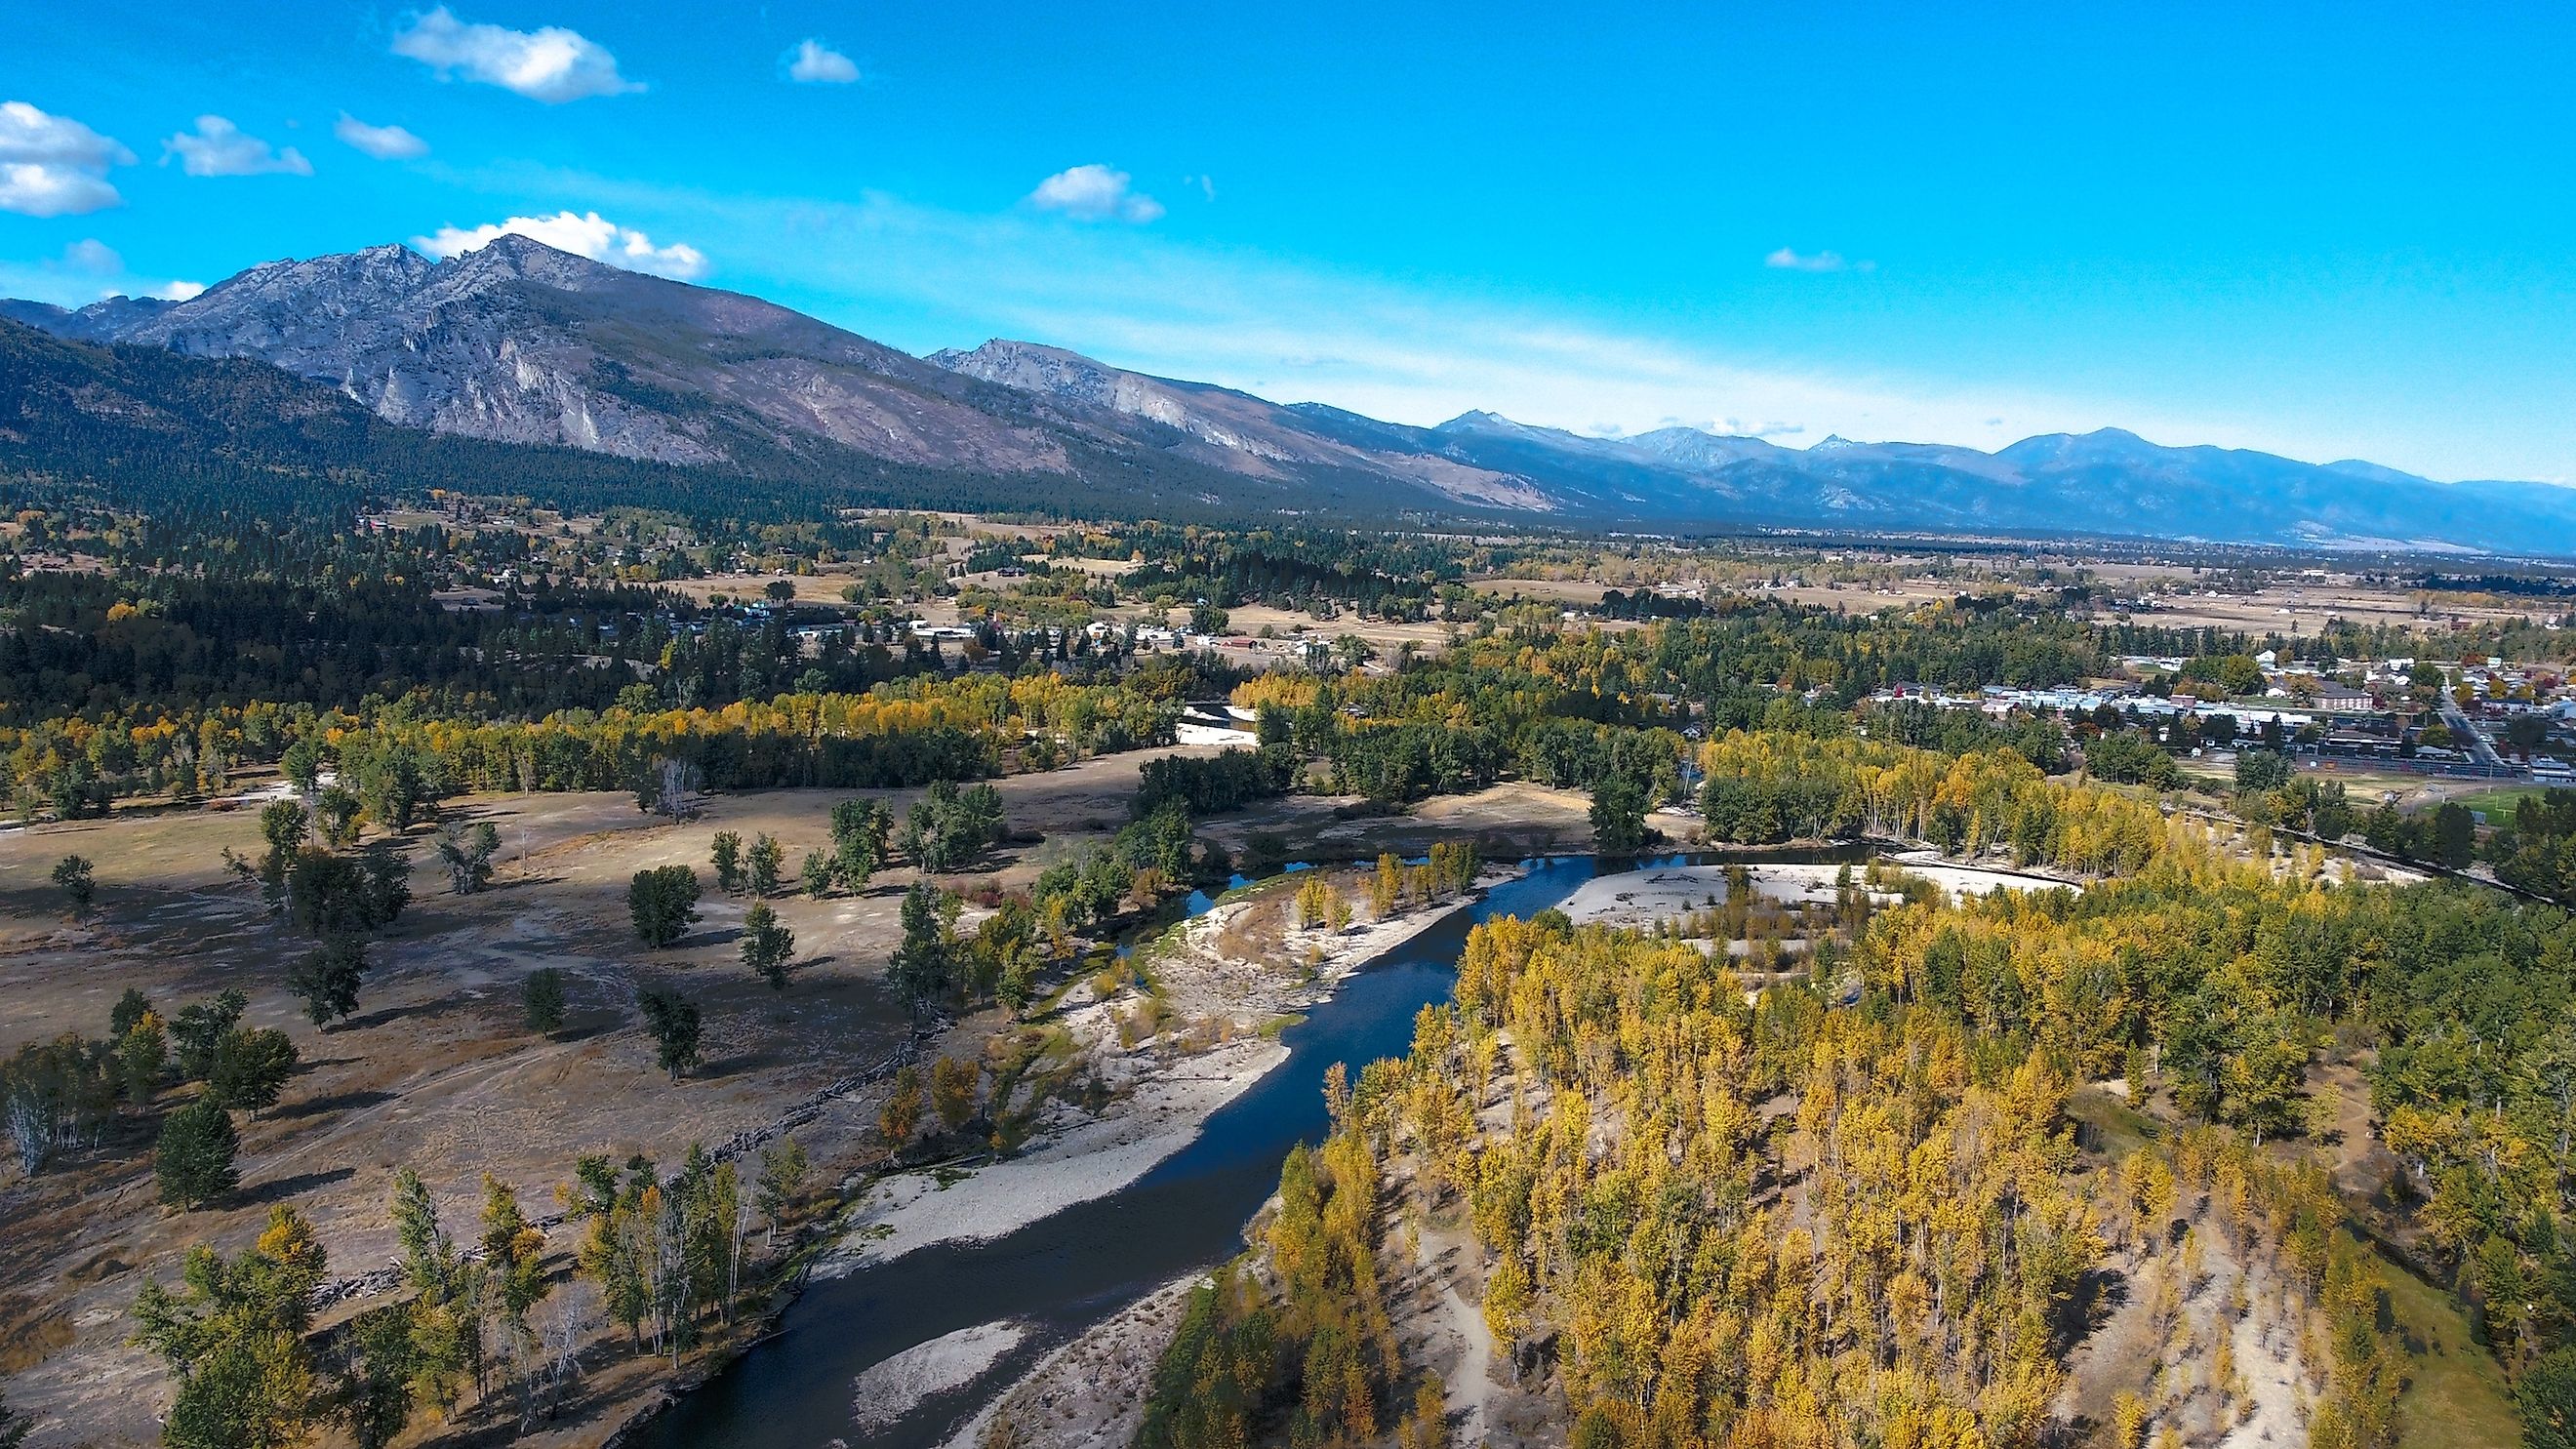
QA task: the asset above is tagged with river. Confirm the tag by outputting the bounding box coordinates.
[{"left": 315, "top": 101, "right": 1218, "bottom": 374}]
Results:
[{"left": 641, "top": 848, "right": 1865, "bottom": 1448}]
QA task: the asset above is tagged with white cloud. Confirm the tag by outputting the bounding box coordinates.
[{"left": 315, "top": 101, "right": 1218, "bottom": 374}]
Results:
[
  {"left": 1764, "top": 247, "right": 1874, "bottom": 274},
  {"left": 155, "top": 279, "right": 205, "bottom": 302},
  {"left": 336, "top": 114, "right": 428, "bottom": 160},
  {"left": 786, "top": 39, "right": 859, "bottom": 84},
  {"left": 60, "top": 238, "right": 121, "bottom": 273},
  {"left": 163, "top": 116, "right": 313, "bottom": 178},
  {"left": 0, "top": 101, "right": 134, "bottom": 216},
  {"left": 391, "top": 7, "right": 640, "bottom": 103},
  {"left": 1027, "top": 165, "right": 1164, "bottom": 223},
  {"left": 412, "top": 209, "right": 707, "bottom": 279},
  {"left": 1715, "top": 417, "right": 1805, "bottom": 439},
  {"left": 472, "top": 170, "right": 2507, "bottom": 477}
]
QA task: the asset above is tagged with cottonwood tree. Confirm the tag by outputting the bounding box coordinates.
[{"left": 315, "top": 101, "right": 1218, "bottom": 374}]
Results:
[
  {"left": 878, "top": 1064, "right": 924, "bottom": 1147},
  {"left": 481, "top": 1174, "right": 550, "bottom": 1417},
  {"left": 1589, "top": 773, "right": 1650, "bottom": 852},
  {"left": 434, "top": 821, "right": 501, "bottom": 894},
  {"left": 315, "top": 785, "right": 364, "bottom": 848},
  {"left": 755, "top": 1138, "right": 808, "bottom": 1249},
  {"left": 4, "top": 1039, "right": 107, "bottom": 1175},
  {"left": 889, "top": 882, "right": 956, "bottom": 1022},
  {"left": 333, "top": 1303, "right": 423, "bottom": 1449},
  {"left": 130, "top": 1206, "right": 328, "bottom": 1444},
  {"left": 829, "top": 798, "right": 887, "bottom": 888},
  {"left": 287, "top": 935, "right": 368, "bottom": 1026},
  {"left": 206, "top": 1028, "right": 298, "bottom": 1118},
  {"left": 628, "top": 866, "right": 702, "bottom": 947},
  {"left": 169, "top": 990, "right": 249, "bottom": 1081},
  {"left": 638, "top": 756, "right": 704, "bottom": 821},
  {"left": 1372, "top": 853, "right": 1403, "bottom": 917},
  {"left": 931, "top": 1057, "right": 981, "bottom": 1132},
  {"left": 116, "top": 1013, "right": 167, "bottom": 1107},
  {"left": 388, "top": 1167, "right": 476, "bottom": 1416}
]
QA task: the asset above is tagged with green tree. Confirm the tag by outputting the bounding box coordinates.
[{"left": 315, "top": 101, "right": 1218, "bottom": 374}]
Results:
[
  {"left": 154, "top": 1099, "right": 239, "bottom": 1209},
  {"left": 741, "top": 903, "right": 796, "bottom": 990},
  {"left": 800, "top": 848, "right": 833, "bottom": 898},
  {"left": 432, "top": 821, "right": 501, "bottom": 895},
  {"left": 2434, "top": 800, "right": 2477, "bottom": 869},
  {"left": 117, "top": 1012, "right": 169, "bottom": 1107},
  {"left": 331, "top": 1305, "right": 420, "bottom": 1449},
  {"left": 286, "top": 935, "right": 368, "bottom": 1026},
  {"left": 314, "top": 785, "right": 363, "bottom": 848},
  {"left": 112, "top": 986, "right": 154, "bottom": 1038},
  {"left": 745, "top": 833, "right": 785, "bottom": 897},
  {"left": 889, "top": 881, "right": 955, "bottom": 1022},
  {"left": 2234, "top": 747, "right": 2292, "bottom": 794},
  {"left": 280, "top": 739, "right": 326, "bottom": 794},
  {"left": 2218, "top": 654, "right": 2268, "bottom": 697},
  {"left": 2523, "top": 1346, "right": 2576, "bottom": 1449},
  {"left": 52, "top": 853, "right": 96, "bottom": 913},
  {"left": 169, "top": 989, "right": 248, "bottom": 1081},
  {"left": 258, "top": 799, "right": 309, "bottom": 859},
  {"left": 131, "top": 1206, "right": 327, "bottom": 1448},
  {"left": 636, "top": 987, "right": 703, "bottom": 1082},
  {"left": 387, "top": 1168, "right": 473, "bottom": 1413},
  {"left": 709, "top": 830, "right": 744, "bottom": 893},
  {"left": 755, "top": 1137, "right": 808, "bottom": 1248},
  {"left": 1589, "top": 774, "right": 1650, "bottom": 853},
  {"left": 206, "top": 1028, "right": 299, "bottom": 1118},
  {"left": 522, "top": 967, "right": 567, "bottom": 1035},
  {"left": 628, "top": 865, "right": 702, "bottom": 947}
]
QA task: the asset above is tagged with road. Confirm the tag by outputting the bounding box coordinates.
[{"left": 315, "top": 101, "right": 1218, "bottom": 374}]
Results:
[{"left": 2440, "top": 703, "right": 2508, "bottom": 768}]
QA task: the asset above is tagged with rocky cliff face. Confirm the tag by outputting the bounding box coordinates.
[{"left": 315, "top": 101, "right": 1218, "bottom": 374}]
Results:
[
  {"left": 928, "top": 339, "right": 1556, "bottom": 509},
  {"left": 42, "top": 237, "right": 1077, "bottom": 475}
]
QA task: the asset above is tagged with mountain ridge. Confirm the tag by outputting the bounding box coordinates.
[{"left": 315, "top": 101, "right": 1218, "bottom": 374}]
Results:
[{"left": 10, "top": 238, "right": 2574, "bottom": 553}]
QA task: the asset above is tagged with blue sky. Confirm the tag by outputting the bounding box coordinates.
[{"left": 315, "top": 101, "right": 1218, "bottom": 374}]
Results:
[{"left": 5, "top": 1, "right": 2573, "bottom": 481}]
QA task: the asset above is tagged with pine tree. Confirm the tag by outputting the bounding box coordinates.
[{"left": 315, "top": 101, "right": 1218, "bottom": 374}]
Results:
[
  {"left": 523, "top": 967, "right": 567, "bottom": 1035},
  {"left": 636, "top": 987, "right": 703, "bottom": 1082},
  {"left": 154, "top": 1099, "right": 239, "bottom": 1209}
]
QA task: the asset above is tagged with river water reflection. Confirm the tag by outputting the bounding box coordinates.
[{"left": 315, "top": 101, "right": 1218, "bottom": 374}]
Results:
[{"left": 642, "top": 848, "right": 1865, "bottom": 1448}]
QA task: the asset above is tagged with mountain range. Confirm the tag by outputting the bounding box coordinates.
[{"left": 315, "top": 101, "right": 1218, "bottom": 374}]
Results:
[{"left": 7, "top": 236, "right": 2572, "bottom": 553}]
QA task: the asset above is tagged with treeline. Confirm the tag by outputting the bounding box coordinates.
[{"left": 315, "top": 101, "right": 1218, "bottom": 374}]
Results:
[
  {"left": 1134, "top": 745, "right": 1300, "bottom": 817},
  {"left": 0, "top": 667, "right": 1201, "bottom": 823},
  {"left": 1114, "top": 525, "right": 1463, "bottom": 620}
]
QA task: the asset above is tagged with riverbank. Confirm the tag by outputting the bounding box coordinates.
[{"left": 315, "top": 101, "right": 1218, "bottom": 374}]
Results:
[
  {"left": 939, "top": 1272, "right": 1209, "bottom": 1449},
  {"left": 1557, "top": 849, "right": 2084, "bottom": 930},
  {"left": 820, "top": 864, "right": 1526, "bottom": 1275}
]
